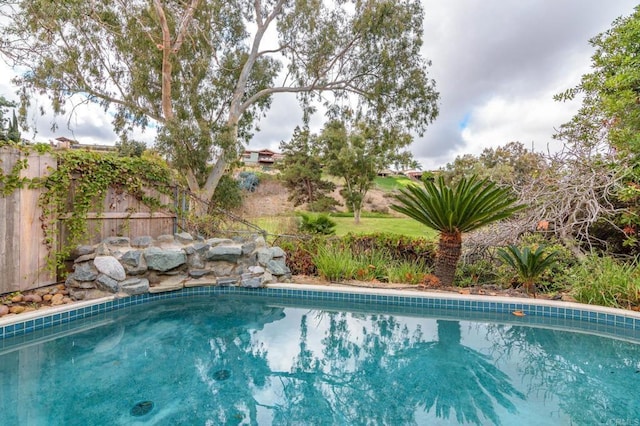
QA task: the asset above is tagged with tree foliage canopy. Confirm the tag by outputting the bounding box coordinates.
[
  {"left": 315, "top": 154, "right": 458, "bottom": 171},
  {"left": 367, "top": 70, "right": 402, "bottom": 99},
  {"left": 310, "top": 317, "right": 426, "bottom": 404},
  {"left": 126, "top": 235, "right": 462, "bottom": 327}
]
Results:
[
  {"left": 0, "top": 0, "right": 439, "bottom": 211},
  {"left": 278, "top": 126, "right": 337, "bottom": 211},
  {"left": 320, "top": 119, "right": 414, "bottom": 223}
]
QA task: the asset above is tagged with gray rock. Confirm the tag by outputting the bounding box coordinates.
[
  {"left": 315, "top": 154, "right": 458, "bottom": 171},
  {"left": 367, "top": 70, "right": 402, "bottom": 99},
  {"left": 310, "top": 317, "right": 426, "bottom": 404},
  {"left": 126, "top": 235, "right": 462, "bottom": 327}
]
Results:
[
  {"left": 187, "top": 253, "right": 205, "bottom": 270},
  {"left": 121, "top": 250, "right": 143, "bottom": 267},
  {"left": 104, "top": 237, "right": 130, "bottom": 247},
  {"left": 254, "top": 236, "right": 267, "bottom": 248},
  {"left": 262, "top": 270, "right": 275, "bottom": 284},
  {"left": 217, "top": 277, "right": 238, "bottom": 286},
  {"left": 248, "top": 265, "right": 265, "bottom": 274},
  {"left": 205, "top": 238, "right": 234, "bottom": 246},
  {"left": 184, "top": 245, "right": 196, "bottom": 255},
  {"left": 241, "top": 242, "right": 256, "bottom": 255},
  {"left": 189, "top": 269, "right": 211, "bottom": 278},
  {"left": 74, "top": 245, "right": 95, "bottom": 256},
  {"left": 131, "top": 236, "right": 154, "bottom": 248},
  {"left": 119, "top": 278, "right": 150, "bottom": 295},
  {"left": 266, "top": 259, "right": 290, "bottom": 276},
  {"left": 207, "top": 261, "right": 237, "bottom": 277},
  {"left": 270, "top": 247, "right": 286, "bottom": 258},
  {"left": 156, "top": 234, "right": 175, "bottom": 244},
  {"left": 68, "top": 288, "right": 112, "bottom": 300},
  {"left": 256, "top": 247, "right": 272, "bottom": 265},
  {"left": 144, "top": 247, "right": 186, "bottom": 272},
  {"left": 94, "top": 256, "right": 126, "bottom": 281},
  {"left": 96, "top": 274, "right": 119, "bottom": 292},
  {"left": 241, "top": 276, "right": 263, "bottom": 288},
  {"left": 94, "top": 243, "right": 111, "bottom": 256},
  {"left": 74, "top": 253, "right": 96, "bottom": 263},
  {"left": 174, "top": 232, "right": 194, "bottom": 244},
  {"left": 73, "top": 262, "right": 99, "bottom": 282},
  {"left": 65, "top": 275, "right": 96, "bottom": 289},
  {"left": 205, "top": 245, "right": 242, "bottom": 262},
  {"left": 193, "top": 242, "right": 210, "bottom": 254}
]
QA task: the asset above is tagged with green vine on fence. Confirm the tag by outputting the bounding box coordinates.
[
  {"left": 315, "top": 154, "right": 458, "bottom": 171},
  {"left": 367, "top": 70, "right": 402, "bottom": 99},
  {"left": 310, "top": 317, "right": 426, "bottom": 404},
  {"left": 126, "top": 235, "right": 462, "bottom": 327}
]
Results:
[
  {"left": 43, "top": 150, "right": 178, "bottom": 273},
  {"left": 0, "top": 141, "right": 50, "bottom": 195},
  {"left": 1, "top": 143, "right": 180, "bottom": 274}
]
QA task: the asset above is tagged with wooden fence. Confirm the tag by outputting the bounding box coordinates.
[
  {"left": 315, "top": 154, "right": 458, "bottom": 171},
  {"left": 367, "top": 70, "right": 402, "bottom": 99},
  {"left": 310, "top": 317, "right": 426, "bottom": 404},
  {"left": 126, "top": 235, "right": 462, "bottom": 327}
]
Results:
[
  {"left": 0, "top": 147, "right": 177, "bottom": 294},
  {"left": 0, "top": 147, "right": 57, "bottom": 293}
]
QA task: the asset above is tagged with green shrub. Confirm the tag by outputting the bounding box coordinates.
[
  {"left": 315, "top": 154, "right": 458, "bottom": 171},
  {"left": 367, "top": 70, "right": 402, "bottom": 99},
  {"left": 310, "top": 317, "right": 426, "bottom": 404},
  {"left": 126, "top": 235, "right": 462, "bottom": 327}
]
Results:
[
  {"left": 341, "top": 233, "right": 436, "bottom": 266},
  {"left": 298, "top": 213, "right": 337, "bottom": 235},
  {"left": 568, "top": 255, "right": 640, "bottom": 308},
  {"left": 454, "top": 258, "right": 500, "bottom": 287},
  {"left": 211, "top": 174, "right": 243, "bottom": 211}
]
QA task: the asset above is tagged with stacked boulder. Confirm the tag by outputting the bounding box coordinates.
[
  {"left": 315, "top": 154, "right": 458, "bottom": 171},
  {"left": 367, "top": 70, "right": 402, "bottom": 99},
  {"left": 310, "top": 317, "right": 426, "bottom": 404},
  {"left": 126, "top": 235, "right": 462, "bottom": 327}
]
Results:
[{"left": 65, "top": 233, "right": 291, "bottom": 300}]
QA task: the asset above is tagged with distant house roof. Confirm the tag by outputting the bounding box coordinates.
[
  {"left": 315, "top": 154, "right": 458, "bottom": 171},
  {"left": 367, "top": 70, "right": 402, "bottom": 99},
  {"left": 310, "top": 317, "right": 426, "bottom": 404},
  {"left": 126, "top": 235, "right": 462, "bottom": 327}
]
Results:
[{"left": 55, "top": 136, "right": 79, "bottom": 145}]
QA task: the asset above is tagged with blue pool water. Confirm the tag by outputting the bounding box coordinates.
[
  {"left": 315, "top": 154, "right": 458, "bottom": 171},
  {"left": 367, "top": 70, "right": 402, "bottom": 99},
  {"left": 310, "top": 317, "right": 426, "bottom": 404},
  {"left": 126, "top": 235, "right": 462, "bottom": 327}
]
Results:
[{"left": 1, "top": 295, "right": 640, "bottom": 425}]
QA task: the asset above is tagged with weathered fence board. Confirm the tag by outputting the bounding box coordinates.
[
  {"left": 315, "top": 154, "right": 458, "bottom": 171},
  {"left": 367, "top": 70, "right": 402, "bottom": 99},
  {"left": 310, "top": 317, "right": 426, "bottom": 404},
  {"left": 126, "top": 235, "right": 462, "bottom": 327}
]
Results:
[
  {"left": 0, "top": 148, "right": 56, "bottom": 293},
  {"left": 58, "top": 184, "right": 176, "bottom": 246}
]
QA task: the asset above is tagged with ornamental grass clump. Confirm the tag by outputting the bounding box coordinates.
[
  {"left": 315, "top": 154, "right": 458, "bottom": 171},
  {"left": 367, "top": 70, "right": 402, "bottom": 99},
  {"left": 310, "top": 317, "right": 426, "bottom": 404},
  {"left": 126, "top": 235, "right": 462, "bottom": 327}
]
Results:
[{"left": 569, "top": 255, "right": 640, "bottom": 309}]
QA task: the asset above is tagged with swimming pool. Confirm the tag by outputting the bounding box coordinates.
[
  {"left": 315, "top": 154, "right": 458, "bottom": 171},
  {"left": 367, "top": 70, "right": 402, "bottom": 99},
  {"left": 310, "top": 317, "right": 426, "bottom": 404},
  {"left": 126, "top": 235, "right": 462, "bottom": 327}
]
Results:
[{"left": 1, "top": 285, "right": 640, "bottom": 425}]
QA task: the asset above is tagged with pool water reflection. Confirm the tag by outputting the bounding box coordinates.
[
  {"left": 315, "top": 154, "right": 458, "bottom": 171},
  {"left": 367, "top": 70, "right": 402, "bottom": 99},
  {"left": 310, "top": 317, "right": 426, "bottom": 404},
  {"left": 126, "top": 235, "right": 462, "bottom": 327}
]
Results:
[{"left": 1, "top": 296, "right": 639, "bottom": 425}]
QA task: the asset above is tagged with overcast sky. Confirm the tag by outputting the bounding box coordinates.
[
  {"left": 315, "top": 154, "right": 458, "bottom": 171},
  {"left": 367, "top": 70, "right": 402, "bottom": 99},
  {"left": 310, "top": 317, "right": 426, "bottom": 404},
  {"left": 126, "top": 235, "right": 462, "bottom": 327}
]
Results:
[{"left": 1, "top": 1, "right": 637, "bottom": 170}]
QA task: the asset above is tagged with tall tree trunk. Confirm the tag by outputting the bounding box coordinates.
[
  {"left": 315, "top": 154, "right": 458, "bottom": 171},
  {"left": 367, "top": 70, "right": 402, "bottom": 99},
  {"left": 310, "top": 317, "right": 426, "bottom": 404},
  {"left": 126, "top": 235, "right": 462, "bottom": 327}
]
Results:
[{"left": 434, "top": 231, "right": 462, "bottom": 286}]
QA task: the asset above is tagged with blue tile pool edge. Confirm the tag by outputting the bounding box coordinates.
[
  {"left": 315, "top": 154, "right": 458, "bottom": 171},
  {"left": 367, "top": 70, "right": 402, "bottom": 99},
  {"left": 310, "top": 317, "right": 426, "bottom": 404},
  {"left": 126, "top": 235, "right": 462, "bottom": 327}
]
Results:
[{"left": 2, "top": 283, "right": 640, "bottom": 341}]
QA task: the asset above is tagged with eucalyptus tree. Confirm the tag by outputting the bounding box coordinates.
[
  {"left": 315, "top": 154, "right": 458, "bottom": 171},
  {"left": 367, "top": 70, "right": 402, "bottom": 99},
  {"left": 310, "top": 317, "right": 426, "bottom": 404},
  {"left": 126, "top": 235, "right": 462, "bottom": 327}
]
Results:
[{"left": 0, "top": 0, "right": 438, "bottom": 214}]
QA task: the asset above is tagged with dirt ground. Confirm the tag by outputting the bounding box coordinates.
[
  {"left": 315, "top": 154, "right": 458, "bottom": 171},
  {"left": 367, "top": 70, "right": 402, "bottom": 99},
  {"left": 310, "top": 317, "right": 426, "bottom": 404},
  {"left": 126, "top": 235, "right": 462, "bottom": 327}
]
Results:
[{"left": 239, "top": 177, "right": 397, "bottom": 218}]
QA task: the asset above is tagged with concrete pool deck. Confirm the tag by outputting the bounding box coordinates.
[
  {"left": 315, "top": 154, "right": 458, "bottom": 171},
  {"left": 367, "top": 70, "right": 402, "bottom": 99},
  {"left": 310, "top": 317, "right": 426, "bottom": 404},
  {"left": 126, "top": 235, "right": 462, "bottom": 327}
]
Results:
[{"left": 2, "top": 283, "right": 640, "bottom": 343}]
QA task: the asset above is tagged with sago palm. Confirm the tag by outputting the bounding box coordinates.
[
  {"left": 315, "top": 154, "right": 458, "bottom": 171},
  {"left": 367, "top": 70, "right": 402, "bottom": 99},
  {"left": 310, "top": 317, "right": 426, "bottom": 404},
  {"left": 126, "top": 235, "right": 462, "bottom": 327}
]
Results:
[
  {"left": 497, "top": 245, "right": 558, "bottom": 296},
  {"left": 391, "top": 175, "right": 524, "bottom": 286}
]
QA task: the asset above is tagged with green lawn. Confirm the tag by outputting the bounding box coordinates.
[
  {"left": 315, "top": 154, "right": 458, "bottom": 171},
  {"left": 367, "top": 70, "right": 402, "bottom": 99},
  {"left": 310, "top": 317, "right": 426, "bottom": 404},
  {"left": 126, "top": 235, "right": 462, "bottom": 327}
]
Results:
[
  {"left": 332, "top": 216, "right": 436, "bottom": 238},
  {"left": 373, "top": 175, "right": 416, "bottom": 191},
  {"left": 253, "top": 215, "right": 437, "bottom": 239}
]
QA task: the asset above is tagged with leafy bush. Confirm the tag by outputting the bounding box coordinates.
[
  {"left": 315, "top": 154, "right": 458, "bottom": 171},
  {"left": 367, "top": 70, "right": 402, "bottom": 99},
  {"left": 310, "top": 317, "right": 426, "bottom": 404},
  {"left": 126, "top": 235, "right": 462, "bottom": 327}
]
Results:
[
  {"left": 238, "top": 171, "right": 260, "bottom": 192},
  {"left": 341, "top": 233, "right": 436, "bottom": 266},
  {"left": 454, "top": 258, "right": 500, "bottom": 287},
  {"left": 298, "top": 213, "right": 337, "bottom": 235},
  {"left": 307, "top": 195, "right": 340, "bottom": 212},
  {"left": 568, "top": 255, "right": 640, "bottom": 308},
  {"left": 277, "top": 237, "right": 320, "bottom": 276},
  {"left": 211, "top": 174, "right": 243, "bottom": 211}
]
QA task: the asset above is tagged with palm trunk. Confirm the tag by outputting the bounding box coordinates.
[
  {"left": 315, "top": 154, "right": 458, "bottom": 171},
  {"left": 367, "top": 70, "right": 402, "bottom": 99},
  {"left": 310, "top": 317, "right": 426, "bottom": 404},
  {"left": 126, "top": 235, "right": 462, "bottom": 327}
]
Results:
[{"left": 434, "top": 231, "right": 462, "bottom": 286}]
